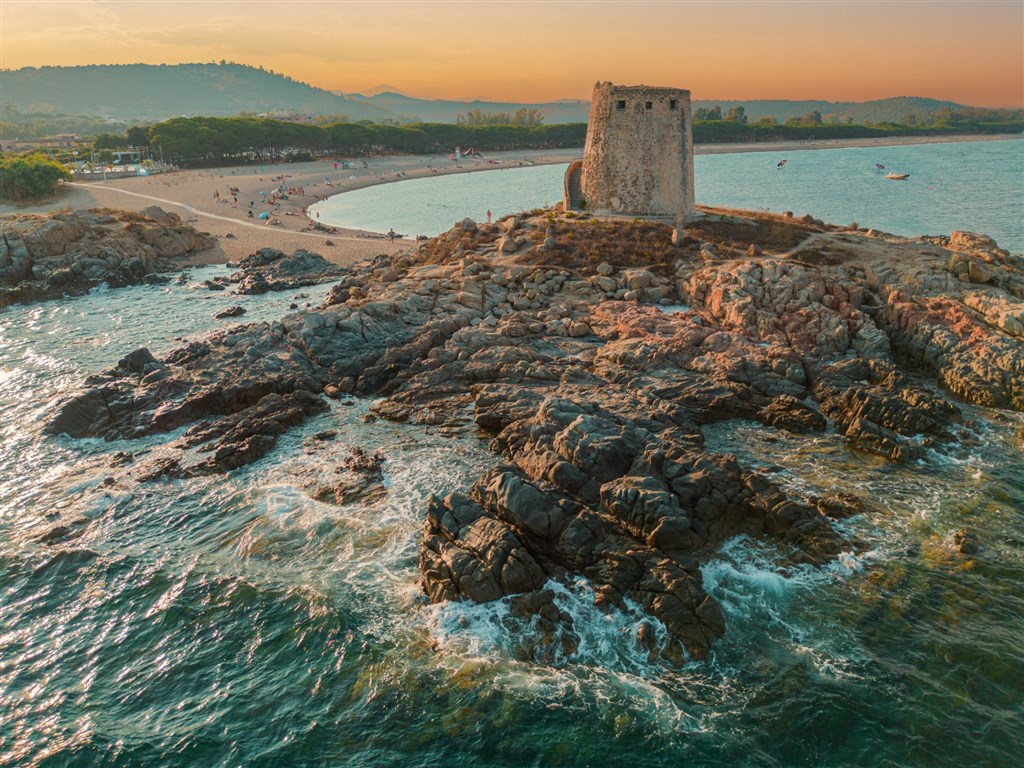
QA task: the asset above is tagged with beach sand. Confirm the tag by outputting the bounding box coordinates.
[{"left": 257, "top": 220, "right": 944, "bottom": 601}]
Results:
[
  {"left": 1, "top": 148, "right": 582, "bottom": 267},
  {"left": 3, "top": 135, "right": 1017, "bottom": 268}
]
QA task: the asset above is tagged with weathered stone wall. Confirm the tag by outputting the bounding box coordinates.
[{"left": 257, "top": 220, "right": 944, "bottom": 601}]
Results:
[{"left": 581, "top": 82, "right": 694, "bottom": 219}]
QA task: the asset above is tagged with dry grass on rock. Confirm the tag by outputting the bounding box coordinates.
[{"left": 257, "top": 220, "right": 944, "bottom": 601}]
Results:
[{"left": 527, "top": 216, "right": 682, "bottom": 275}]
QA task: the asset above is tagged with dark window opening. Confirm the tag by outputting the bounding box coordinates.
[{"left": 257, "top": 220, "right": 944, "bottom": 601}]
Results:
[
  {"left": 616, "top": 100, "right": 626, "bottom": 110},
  {"left": 645, "top": 101, "right": 653, "bottom": 110},
  {"left": 669, "top": 99, "right": 677, "bottom": 110}
]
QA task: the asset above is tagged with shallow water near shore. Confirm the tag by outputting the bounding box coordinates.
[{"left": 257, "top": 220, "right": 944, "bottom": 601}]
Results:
[
  {"left": 313, "top": 138, "right": 1024, "bottom": 251},
  {"left": 2, "top": 258, "right": 1024, "bottom": 766}
]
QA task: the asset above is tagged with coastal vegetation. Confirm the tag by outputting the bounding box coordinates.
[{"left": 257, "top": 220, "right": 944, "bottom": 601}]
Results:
[
  {"left": 0, "top": 104, "right": 127, "bottom": 141},
  {"left": 67, "top": 106, "right": 1020, "bottom": 168},
  {"left": 127, "top": 117, "right": 587, "bottom": 166},
  {"left": 0, "top": 153, "right": 71, "bottom": 201},
  {"left": 691, "top": 106, "right": 1023, "bottom": 144}
]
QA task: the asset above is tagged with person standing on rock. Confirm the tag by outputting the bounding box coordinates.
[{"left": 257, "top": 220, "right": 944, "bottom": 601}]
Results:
[{"left": 486, "top": 210, "right": 492, "bottom": 224}]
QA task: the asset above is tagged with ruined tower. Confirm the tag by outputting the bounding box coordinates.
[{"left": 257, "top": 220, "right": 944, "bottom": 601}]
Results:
[{"left": 569, "top": 82, "right": 694, "bottom": 219}]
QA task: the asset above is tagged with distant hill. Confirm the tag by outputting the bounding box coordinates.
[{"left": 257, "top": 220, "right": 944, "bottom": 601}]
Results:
[
  {"left": 0, "top": 63, "right": 972, "bottom": 127},
  {"left": 0, "top": 63, "right": 393, "bottom": 122},
  {"left": 352, "top": 84, "right": 412, "bottom": 97},
  {"left": 691, "top": 97, "right": 968, "bottom": 123},
  {"left": 350, "top": 92, "right": 967, "bottom": 125}
]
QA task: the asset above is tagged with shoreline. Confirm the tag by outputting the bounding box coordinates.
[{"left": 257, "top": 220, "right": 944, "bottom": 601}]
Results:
[
  {"left": 694, "top": 132, "right": 1021, "bottom": 155},
  {"left": 2, "top": 134, "right": 1018, "bottom": 266}
]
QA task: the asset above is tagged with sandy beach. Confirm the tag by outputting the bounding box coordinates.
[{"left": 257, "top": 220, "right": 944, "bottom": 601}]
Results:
[
  {"left": 2, "top": 134, "right": 1017, "bottom": 267},
  {"left": 1, "top": 148, "right": 582, "bottom": 267}
]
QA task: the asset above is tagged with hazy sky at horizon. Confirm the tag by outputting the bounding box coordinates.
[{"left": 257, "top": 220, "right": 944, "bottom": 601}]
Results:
[{"left": 2, "top": 0, "right": 1022, "bottom": 107}]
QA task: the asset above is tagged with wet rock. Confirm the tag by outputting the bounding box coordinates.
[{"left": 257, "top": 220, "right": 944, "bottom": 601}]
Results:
[
  {"left": 952, "top": 528, "right": 981, "bottom": 555},
  {"left": 813, "top": 493, "right": 864, "bottom": 518},
  {"left": 314, "top": 477, "right": 387, "bottom": 506},
  {"left": 341, "top": 446, "right": 385, "bottom": 473},
  {"left": 504, "top": 589, "right": 579, "bottom": 664},
  {"left": 0, "top": 208, "right": 215, "bottom": 308},
  {"left": 214, "top": 306, "right": 246, "bottom": 319},
  {"left": 760, "top": 395, "right": 826, "bottom": 433},
  {"left": 227, "top": 248, "right": 345, "bottom": 294},
  {"left": 420, "top": 491, "right": 547, "bottom": 604}
]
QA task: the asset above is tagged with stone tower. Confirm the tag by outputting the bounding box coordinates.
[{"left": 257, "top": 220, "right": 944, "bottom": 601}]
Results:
[{"left": 571, "top": 81, "right": 694, "bottom": 219}]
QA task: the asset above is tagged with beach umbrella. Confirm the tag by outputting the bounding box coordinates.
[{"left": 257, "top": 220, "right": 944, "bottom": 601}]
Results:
[{"left": 258, "top": 212, "right": 270, "bottom": 220}]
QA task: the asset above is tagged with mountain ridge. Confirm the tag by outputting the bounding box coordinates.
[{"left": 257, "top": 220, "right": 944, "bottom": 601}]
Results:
[{"left": 0, "top": 63, "right": 973, "bottom": 125}]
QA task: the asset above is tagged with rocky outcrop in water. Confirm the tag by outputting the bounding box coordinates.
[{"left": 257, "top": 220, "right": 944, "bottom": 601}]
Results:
[
  {"left": 0, "top": 207, "right": 216, "bottom": 308},
  {"left": 45, "top": 207, "right": 1024, "bottom": 659},
  {"left": 214, "top": 247, "right": 348, "bottom": 295}
]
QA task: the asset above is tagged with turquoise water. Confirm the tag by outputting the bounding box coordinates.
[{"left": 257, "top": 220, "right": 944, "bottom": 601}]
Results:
[
  {"left": 310, "top": 164, "right": 570, "bottom": 240},
  {"left": 312, "top": 138, "right": 1024, "bottom": 251}
]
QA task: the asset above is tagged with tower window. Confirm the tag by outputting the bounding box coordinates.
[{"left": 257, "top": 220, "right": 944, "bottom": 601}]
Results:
[
  {"left": 616, "top": 100, "right": 626, "bottom": 110},
  {"left": 669, "top": 99, "right": 677, "bottom": 110},
  {"left": 645, "top": 101, "right": 652, "bottom": 110}
]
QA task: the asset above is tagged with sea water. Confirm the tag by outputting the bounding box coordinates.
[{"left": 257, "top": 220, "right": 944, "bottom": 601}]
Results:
[
  {"left": 312, "top": 138, "right": 1024, "bottom": 251},
  {"left": 1, "top": 218, "right": 1023, "bottom": 766}
]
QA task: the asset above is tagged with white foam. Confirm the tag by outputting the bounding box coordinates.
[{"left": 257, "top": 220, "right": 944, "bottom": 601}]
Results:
[{"left": 422, "top": 576, "right": 677, "bottom": 673}]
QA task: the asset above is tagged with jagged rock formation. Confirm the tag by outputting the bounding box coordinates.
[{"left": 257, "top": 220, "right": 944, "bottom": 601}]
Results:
[
  {"left": 218, "top": 247, "right": 348, "bottom": 295},
  {"left": 44, "top": 206, "right": 1024, "bottom": 660},
  {"left": 0, "top": 207, "right": 216, "bottom": 307}
]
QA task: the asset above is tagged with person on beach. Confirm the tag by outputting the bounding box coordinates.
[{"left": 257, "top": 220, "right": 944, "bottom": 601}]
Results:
[
  {"left": 486, "top": 209, "right": 492, "bottom": 224},
  {"left": 388, "top": 229, "right": 397, "bottom": 243}
]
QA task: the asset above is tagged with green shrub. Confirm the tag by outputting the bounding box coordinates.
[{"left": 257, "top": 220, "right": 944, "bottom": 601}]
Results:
[{"left": 0, "top": 154, "right": 71, "bottom": 201}]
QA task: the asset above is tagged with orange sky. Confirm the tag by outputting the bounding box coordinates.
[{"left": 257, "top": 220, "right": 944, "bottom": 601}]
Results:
[{"left": 2, "top": 0, "right": 1022, "bottom": 106}]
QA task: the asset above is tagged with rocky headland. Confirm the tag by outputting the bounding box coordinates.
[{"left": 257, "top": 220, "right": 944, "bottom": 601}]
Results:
[
  {"left": 0, "top": 206, "right": 354, "bottom": 309},
  {"left": 0, "top": 207, "right": 217, "bottom": 308},
  {"left": 43, "top": 206, "right": 1024, "bottom": 660}
]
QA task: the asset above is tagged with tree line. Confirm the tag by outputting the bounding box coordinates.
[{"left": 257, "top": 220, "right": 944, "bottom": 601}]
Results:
[
  {"left": 0, "top": 104, "right": 129, "bottom": 140},
  {"left": 8, "top": 106, "right": 1019, "bottom": 171},
  {"left": 690, "top": 105, "right": 1022, "bottom": 141},
  {"left": 87, "top": 117, "right": 586, "bottom": 166}
]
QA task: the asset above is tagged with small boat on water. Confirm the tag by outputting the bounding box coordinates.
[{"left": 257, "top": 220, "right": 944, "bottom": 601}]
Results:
[{"left": 885, "top": 172, "right": 910, "bottom": 180}]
